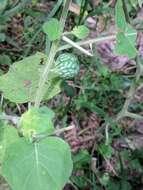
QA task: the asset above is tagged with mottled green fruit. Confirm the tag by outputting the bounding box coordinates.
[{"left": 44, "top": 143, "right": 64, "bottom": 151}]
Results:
[
  {"left": 20, "top": 106, "right": 55, "bottom": 139},
  {"left": 54, "top": 53, "right": 80, "bottom": 79}
]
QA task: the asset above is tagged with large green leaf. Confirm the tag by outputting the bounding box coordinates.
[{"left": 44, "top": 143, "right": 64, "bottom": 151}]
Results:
[
  {"left": 2, "top": 137, "right": 73, "bottom": 190},
  {"left": 0, "top": 121, "right": 4, "bottom": 141},
  {"left": 0, "top": 52, "right": 62, "bottom": 103},
  {"left": 20, "top": 106, "right": 55, "bottom": 139},
  {"left": 0, "top": 121, "right": 5, "bottom": 162},
  {"left": 0, "top": 124, "right": 19, "bottom": 163},
  {"left": 115, "top": 0, "right": 137, "bottom": 59},
  {"left": 115, "top": 24, "right": 137, "bottom": 59}
]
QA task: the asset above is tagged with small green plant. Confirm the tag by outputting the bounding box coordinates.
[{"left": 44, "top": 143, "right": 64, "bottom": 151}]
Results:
[
  {"left": 0, "top": 0, "right": 143, "bottom": 190},
  {"left": 0, "top": 0, "right": 90, "bottom": 189}
]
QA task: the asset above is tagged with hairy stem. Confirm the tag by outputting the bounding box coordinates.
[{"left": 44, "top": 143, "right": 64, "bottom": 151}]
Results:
[
  {"left": 34, "top": 0, "right": 72, "bottom": 108},
  {"left": 24, "top": 0, "right": 63, "bottom": 56},
  {"left": 116, "top": 56, "right": 143, "bottom": 121}
]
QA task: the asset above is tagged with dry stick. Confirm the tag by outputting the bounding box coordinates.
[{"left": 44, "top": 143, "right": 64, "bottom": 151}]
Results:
[
  {"left": 34, "top": 0, "right": 72, "bottom": 108},
  {"left": 54, "top": 125, "right": 74, "bottom": 136},
  {"left": 33, "top": 125, "right": 75, "bottom": 141},
  {"left": 62, "top": 36, "right": 93, "bottom": 56},
  {"left": 0, "top": 114, "right": 20, "bottom": 126},
  {"left": 59, "top": 32, "right": 136, "bottom": 51}
]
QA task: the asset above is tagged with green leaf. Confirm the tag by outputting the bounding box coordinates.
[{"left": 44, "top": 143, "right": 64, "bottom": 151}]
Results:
[
  {"left": 100, "top": 173, "right": 110, "bottom": 186},
  {"left": 20, "top": 106, "right": 55, "bottom": 139},
  {"left": 120, "top": 180, "right": 132, "bottom": 190},
  {"left": 138, "top": 0, "right": 143, "bottom": 7},
  {"left": 115, "top": 0, "right": 126, "bottom": 31},
  {"left": 73, "top": 150, "right": 91, "bottom": 165},
  {"left": 0, "top": 121, "right": 4, "bottom": 161},
  {"left": 0, "top": 125, "right": 19, "bottom": 163},
  {"left": 107, "top": 180, "right": 120, "bottom": 190},
  {"left": 99, "top": 144, "right": 113, "bottom": 159},
  {"left": 129, "top": 0, "right": 138, "bottom": 8},
  {"left": 62, "top": 81, "right": 75, "bottom": 97},
  {"left": 2, "top": 137, "right": 73, "bottom": 190},
  {"left": 115, "top": 25, "right": 137, "bottom": 59},
  {"left": 71, "top": 25, "right": 89, "bottom": 39},
  {"left": 0, "top": 0, "right": 8, "bottom": 14},
  {"left": 0, "top": 52, "right": 62, "bottom": 103},
  {"left": 0, "top": 33, "right": 5, "bottom": 42},
  {"left": 115, "top": 0, "right": 137, "bottom": 59},
  {"left": 0, "top": 54, "right": 12, "bottom": 66},
  {"left": 115, "top": 32, "right": 132, "bottom": 57},
  {"left": 32, "top": 0, "right": 38, "bottom": 5},
  {"left": 97, "top": 64, "right": 109, "bottom": 77},
  {"left": 43, "top": 18, "right": 62, "bottom": 41}
]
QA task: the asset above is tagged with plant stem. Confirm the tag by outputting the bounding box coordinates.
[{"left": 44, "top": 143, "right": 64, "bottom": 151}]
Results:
[
  {"left": 0, "top": 114, "right": 20, "bottom": 126},
  {"left": 105, "top": 123, "right": 109, "bottom": 146},
  {"left": 34, "top": 44, "right": 58, "bottom": 108},
  {"left": 122, "top": 0, "right": 130, "bottom": 24},
  {"left": 33, "top": 125, "right": 75, "bottom": 141},
  {"left": 34, "top": 0, "right": 72, "bottom": 108},
  {"left": 24, "top": 0, "right": 63, "bottom": 56},
  {"left": 4, "top": 0, "right": 30, "bottom": 17},
  {"left": 116, "top": 56, "right": 143, "bottom": 121},
  {"left": 125, "top": 112, "right": 143, "bottom": 120}
]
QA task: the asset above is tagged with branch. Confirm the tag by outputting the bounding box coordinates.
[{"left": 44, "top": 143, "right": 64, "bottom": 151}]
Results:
[
  {"left": 0, "top": 114, "right": 20, "bottom": 126},
  {"left": 115, "top": 56, "right": 143, "bottom": 122},
  {"left": 62, "top": 36, "right": 93, "bottom": 56},
  {"left": 34, "top": 0, "right": 72, "bottom": 108},
  {"left": 59, "top": 32, "right": 136, "bottom": 51}
]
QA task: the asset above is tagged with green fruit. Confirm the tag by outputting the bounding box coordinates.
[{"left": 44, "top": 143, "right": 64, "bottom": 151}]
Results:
[{"left": 54, "top": 53, "right": 79, "bottom": 79}]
